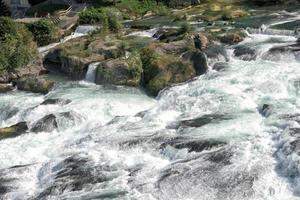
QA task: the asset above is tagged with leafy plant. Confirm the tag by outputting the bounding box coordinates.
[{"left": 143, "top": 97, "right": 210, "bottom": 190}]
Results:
[{"left": 26, "top": 19, "right": 58, "bottom": 46}]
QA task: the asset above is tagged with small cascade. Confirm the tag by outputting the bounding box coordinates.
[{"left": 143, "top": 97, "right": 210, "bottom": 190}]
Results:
[
  {"left": 246, "top": 27, "right": 298, "bottom": 37},
  {"left": 38, "top": 25, "right": 100, "bottom": 55},
  {"left": 84, "top": 62, "right": 100, "bottom": 83},
  {"left": 127, "top": 28, "right": 158, "bottom": 38}
]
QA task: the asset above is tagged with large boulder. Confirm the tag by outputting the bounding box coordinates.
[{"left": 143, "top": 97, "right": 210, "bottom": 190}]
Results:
[
  {"left": 31, "top": 114, "right": 58, "bottom": 133},
  {"left": 95, "top": 53, "right": 143, "bottom": 87},
  {"left": 15, "top": 77, "right": 54, "bottom": 94},
  {"left": 0, "top": 84, "right": 13, "bottom": 93},
  {"left": 31, "top": 111, "right": 83, "bottom": 133},
  {"left": 0, "top": 122, "right": 28, "bottom": 140},
  {"left": 141, "top": 40, "right": 208, "bottom": 96}
]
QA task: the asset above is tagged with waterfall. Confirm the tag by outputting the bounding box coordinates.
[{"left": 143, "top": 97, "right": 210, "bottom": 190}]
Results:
[{"left": 84, "top": 62, "right": 100, "bottom": 83}]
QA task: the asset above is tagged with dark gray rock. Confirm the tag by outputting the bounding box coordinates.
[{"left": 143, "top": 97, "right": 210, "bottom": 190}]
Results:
[
  {"left": 41, "top": 98, "right": 72, "bottom": 106},
  {"left": 31, "top": 114, "right": 58, "bottom": 133}
]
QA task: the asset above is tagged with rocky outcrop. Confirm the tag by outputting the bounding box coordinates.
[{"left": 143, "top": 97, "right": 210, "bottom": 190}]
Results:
[
  {"left": 15, "top": 77, "right": 54, "bottom": 94},
  {"left": 0, "top": 84, "right": 13, "bottom": 93},
  {"left": 0, "top": 122, "right": 28, "bottom": 140},
  {"left": 44, "top": 37, "right": 125, "bottom": 79},
  {"left": 141, "top": 40, "right": 208, "bottom": 96},
  {"left": 95, "top": 53, "right": 143, "bottom": 87},
  {"left": 0, "top": 58, "right": 46, "bottom": 84}
]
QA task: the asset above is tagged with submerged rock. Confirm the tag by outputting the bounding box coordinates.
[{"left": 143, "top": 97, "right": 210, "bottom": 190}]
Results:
[
  {"left": 213, "top": 62, "right": 230, "bottom": 71},
  {"left": 36, "top": 156, "right": 108, "bottom": 199},
  {"left": 15, "top": 77, "right": 54, "bottom": 94},
  {"left": 161, "top": 137, "right": 226, "bottom": 152},
  {"left": 0, "top": 84, "right": 13, "bottom": 93},
  {"left": 0, "top": 122, "right": 28, "bottom": 140},
  {"left": 41, "top": 98, "right": 72, "bottom": 106},
  {"left": 234, "top": 45, "right": 257, "bottom": 61},
  {"left": 179, "top": 114, "right": 233, "bottom": 128}
]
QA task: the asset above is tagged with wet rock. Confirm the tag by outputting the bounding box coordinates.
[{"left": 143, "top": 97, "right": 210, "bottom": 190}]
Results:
[
  {"left": 31, "top": 114, "right": 58, "bottom": 133},
  {"left": 0, "top": 84, "right": 13, "bottom": 93},
  {"left": 0, "top": 122, "right": 28, "bottom": 140},
  {"left": 260, "top": 104, "right": 272, "bottom": 117},
  {"left": 31, "top": 112, "right": 82, "bottom": 133},
  {"left": 155, "top": 148, "right": 255, "bottom": 200},
  {"left": 15, "top": 76, "right": 54, "bottom": 94},
  {"left": 41, "top": 98, "right": 72, "bottom": 106},
  {"left": 234, "top": 45, "right": 257, "bottom": 61},
  {"left": 95, "top": 54, "right": 142, "bottom": 87},
  {"left": 213, "top": 62, "right": 229, "bottom": 71},
  {"left": 194, "top": 33, "right": 209, "bottom": 50},
  {"left": 188, "top": 50, "right": 209, "bottom": 75},
  {"left": 161, "top": 137, "right": 226, "bottom": 152},
  {"left": 204, "top": 44, "right": 229, "bottom": 65},
  {"left": 36, "top": 156, "right": 107, "bottom": 199},
  {"left": 179, "top": 114, "right": 233, "bottom": 128}
]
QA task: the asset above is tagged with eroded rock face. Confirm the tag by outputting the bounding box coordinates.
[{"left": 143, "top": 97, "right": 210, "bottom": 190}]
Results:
[
  {"left": 0, "top": 122, "right": 28, "bottom": 140},
  {"left": 15, "top": 77, "right": 54, "bottom": 94}
]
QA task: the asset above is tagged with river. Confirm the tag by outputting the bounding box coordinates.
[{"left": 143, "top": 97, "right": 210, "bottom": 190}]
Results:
[{"left": 1, "top": 21, "right": 300, "bottom": 200}]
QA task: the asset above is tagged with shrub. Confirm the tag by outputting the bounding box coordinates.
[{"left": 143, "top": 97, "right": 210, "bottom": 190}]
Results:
[
  {"left": 0, "top": 17, "right": 37, "bottom": 73},
  {"left": 26, "top": 19, "right": 58, "bottom": 46},
  {"left": 79, "top": 7, "right": 123, "bottom": 33},
  {"left": 179, "top": 21, "right": 192, "bottom": 34},
  {"left": 117, "top": 0, "right": 169, "bottom": 17}
]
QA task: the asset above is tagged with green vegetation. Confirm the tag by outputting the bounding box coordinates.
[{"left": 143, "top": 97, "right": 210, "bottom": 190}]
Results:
[
  {"left": 0, "top": 17, "right": 38, "bottom": 73},
  {"left": 116, "top": 0, "right": 169, "bottom": 18},
  {"left": 79, "top": 7, "right": 123, "bottom": 33},
  {"left": 26, "top": 19, "right": 58, "bottom": 46}
]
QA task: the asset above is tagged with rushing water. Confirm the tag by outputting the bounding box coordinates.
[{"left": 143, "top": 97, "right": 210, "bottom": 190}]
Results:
[{"left": 2, "top": 29, "right": 300, "bottom": 200}]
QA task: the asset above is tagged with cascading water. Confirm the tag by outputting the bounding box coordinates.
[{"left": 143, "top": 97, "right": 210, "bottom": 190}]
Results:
[
  {"left": 2, "top": 27, "right": 300, "bottom": 200},
  {"left": 38, "top": 25, "right": 100, "bottom": 55},
  {"left": 84, "top": 62, "right": 100, "bottom": 83}
]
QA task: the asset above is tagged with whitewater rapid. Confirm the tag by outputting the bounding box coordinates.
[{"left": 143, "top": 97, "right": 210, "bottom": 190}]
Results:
[{"left": 1, "top": 33, "right": 300, "bottom": 199}]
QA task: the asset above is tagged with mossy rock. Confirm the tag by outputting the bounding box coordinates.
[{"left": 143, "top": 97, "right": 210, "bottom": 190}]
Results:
[
  {"left": 95, "top": 52, "right": 143, "bottom": 87},
  {"left": 16, "top": 76, "right": 54, "bottom": 94},
  {"left": 142, "top": 53, "right": 196, "bottom": 96},
  {"left": 0, "top": 122, "right": 28, "bottom": 140}
]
